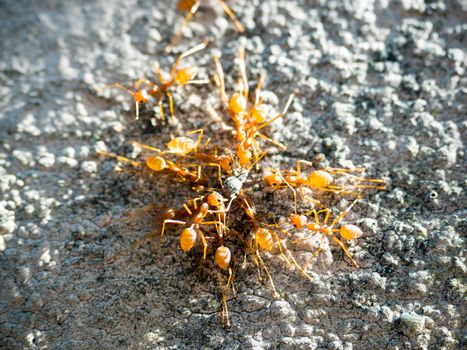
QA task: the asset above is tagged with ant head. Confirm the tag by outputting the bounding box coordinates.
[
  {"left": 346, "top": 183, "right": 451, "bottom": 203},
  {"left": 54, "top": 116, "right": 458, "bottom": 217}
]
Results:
[
  {"left": 134, "top": 89, "right": 149, "bottom": 104},
  {"left": 207, "top": 191, "right": 224, "bottom": 207},
  {"left": 290, "top": 214, "right": 307, "bottom": 229},
  {"left": 263, "top": 173, "right": 283, "bottom": 187}
]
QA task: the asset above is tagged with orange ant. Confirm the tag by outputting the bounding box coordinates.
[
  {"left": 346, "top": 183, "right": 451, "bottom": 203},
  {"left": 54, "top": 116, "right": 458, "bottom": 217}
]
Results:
[
  {"left": 159, "top": 190, "right": 234, "bottom": 325},
  {"left": 213, "top": 47, "right": 295, "bottom": 168},
  {"left": 215, "top": 244, "right": 234, "bottom": 326},
  {"left": 96, "top": 149, "right": 204, "bottom": 184},
  {"left": 237, "top": 194, "right": 311, "bottom": 298},
  {"left": 290, "top": 196, "right": 364, "bottom": 268},
  {"left": 167, "top": 0, "right": 244, "bottom": 51},
  {"left": 132, "top": 129, "right": 233, "bottom": 186},
  {"left": 101, "top": 40, "right": 209, "bottom": 121},
  {"left": 160, "top": 191, "right": 228, "bottom": 261},
  {"left": 263, "top": 159, "right": 385, "bottom": 207}
]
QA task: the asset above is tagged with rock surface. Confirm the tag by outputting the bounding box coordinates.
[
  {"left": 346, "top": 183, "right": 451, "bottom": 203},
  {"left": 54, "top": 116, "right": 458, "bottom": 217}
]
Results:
[{"left": 0, "top": 0, "right": 465, "bottom": 349}]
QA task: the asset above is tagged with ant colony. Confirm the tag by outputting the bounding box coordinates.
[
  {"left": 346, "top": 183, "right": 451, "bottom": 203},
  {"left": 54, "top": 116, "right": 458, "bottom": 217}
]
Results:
[{"left": 98, "top": 2, "right": 386, "bottom": 327}]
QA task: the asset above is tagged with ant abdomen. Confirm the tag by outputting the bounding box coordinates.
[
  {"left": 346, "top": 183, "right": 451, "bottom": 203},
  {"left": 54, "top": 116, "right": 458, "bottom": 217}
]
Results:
[
  {"left": 255, "top": 228, "right": 274, "bottom": 251},
  {"left": 215, "top": 246, "right": 231, "bottom": 270},
  {"left": 180, "top": 227, "right": 197, "bottom": 252}
]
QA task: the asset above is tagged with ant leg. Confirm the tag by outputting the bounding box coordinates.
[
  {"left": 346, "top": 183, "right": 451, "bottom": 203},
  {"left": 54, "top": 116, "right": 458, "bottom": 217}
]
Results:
[
  {"left": 205, "top": 163, "right": 223, "bottom": 186},
  {"left": 96, "top": 150, "right": 143, "bottom": 168},
  {"left": 130, "top": 142, "right": 164, "bottom": 154},
  {"left": 153, "top": 62, "right": 165, "bottom": 85},
  {"left": 213, "top": 56, "right": 229, "bottom": 106},
  {"left": 268, "top": 229, "right": 291, "bottom": 267},
  {"left": 178, "top": 38, "right": 210, "bottom": 60},
  {"left": 312, "top": 209, "right": 320, "bottom": 225},
  {"left": 165, "top": 1, "right": 200, "bottom": 52},
  {"left": 226, "top": 267, "right": 233, "bottom": 296},
  {"left": 321, "top": 167, "right": 365, "bottom": 174},
  {"left": 299, "top": 186, "right": 321, "bottom": 206},
  {"left": 277, "top": 172, "right": 298, "bottom": 214},
  {"left": 201, "top": 137, "right": 211, "bottom": 150},
  {"left": 296, "top": 160, "right": 314, "bottom": 179},
  {"left": 207, "top": 104, "right": 232, "bottom": 131},
  {"left": 165, "top": 91, "right": 176, "bottom": 122},
  {"left": 157, "top": 97, "right": 166, "bottom": 123},
  {"left": 238, "top": 46, "right": 249, "bottom": 99},
  {"left": 284, "top": 247, "right": 313, "bottom": 281},
  {"left": 256, "top": 132, "right": 287, "bottom": 150},
  {"left": 252, "top": 253, "right": 262, "bottom": 281},
  {"left": 325, "top": 169, "right": 386, "bottom": 186},
  {"left": 329, "top": 196, "right": 361, "bottom": 228},
  {"left": 170, "top": 39, "right": 210, "bottom": 76},
  {"left": 217, "top": 271, "right": 231, "bottom": 327},
  {"left": 329, "top": 234, "right": 360, "bottom": 268},
  {"left": 98, "top": 83, "right": 134, "bottom": 96},
  {"left": 254, "top": 74, "right": 264, "bottom": 105},
  {"left": 134, "top": 78, "right": 155, "bottom": 89},
  {"left": 182, "top": 203, "right": 193, "bottom": 216},
  {"left": 218, "top": 0, "right": 245, "bottom": 32},
  {"left": 135, "top": 101, "right": 140, "bottom": 120},
  {"left": 311, "top": 185, "right": 356, "bottom": 197},
  {"left": 321, "top": 208, "right": 331, "bottom": 226},
  {"left": 267, "top": 228, "right": 300, "bottom": 272},
  {"left": 257, "top": 93, "right": 295, "bottom": 131},
  {"left": 251, "top": 138, "right": 262, "bottom": 168},
  {"left": 161, "top": 219, "right": 186, "bottom": 237},
  {"left": 255, "top": 250, "right": 280, "bottom": 298},
  {"left": 187, "top": 128, "right": 204, "bottom": 152},
  {"left": 199, "top": 220, "right": 228, "bottom": 233},
  {"left": 180, "top": 163, "right": 203, "bottom": 182},
  {"left": 186, "top": 78, "right": 210, "bottom": 85},
  {"left": 195, "top": 227, "right": 208, "bottom": 262},
  {"left": 194, "top": 196, "right": 208, "bottom": 210}
]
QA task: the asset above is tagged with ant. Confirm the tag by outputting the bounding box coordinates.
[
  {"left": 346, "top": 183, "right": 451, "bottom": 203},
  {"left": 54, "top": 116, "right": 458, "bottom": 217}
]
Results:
[
  {"left": 167, "top": 0, "right": 244, "bottom": 51},
  {"left": 97, "top": 149, "right": 204, "bottom": 184},
  {"left": 160, "top": 191, "right": 228, "bottom": 261},
  {"left": 213, "top": 47, "right": 295, "bottom": 168},
  {"left": 101, "top": 40, "right": 209, "bottom": 121},
  {"left": 237, "top": 194, "right": 312, "bottom": 298},
  {"left": 290, "top": 196, "right": 364, "bottom": 268},
  {"left": 132, "top": 129, "right": 233, "bottom": 186},
  {"left": 264, "top": 159, "right": 385, "bottom": 207},
  {"left": 215, "top": 244, "right": 234, "bottom": 326},
  {"left": 160, "top": 190, "right": 235, "bottom": 325}
]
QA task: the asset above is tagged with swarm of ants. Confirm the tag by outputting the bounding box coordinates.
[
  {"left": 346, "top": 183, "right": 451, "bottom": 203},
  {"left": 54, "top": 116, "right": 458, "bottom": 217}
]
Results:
[{"left": 98, "top": 3, "right": 386, "bottom": 326}]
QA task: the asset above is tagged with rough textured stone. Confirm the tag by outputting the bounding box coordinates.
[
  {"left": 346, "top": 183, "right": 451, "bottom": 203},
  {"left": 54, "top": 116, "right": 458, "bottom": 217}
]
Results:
[{"left": 0, "top": 0, "right": 465, "bottom": 349}]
